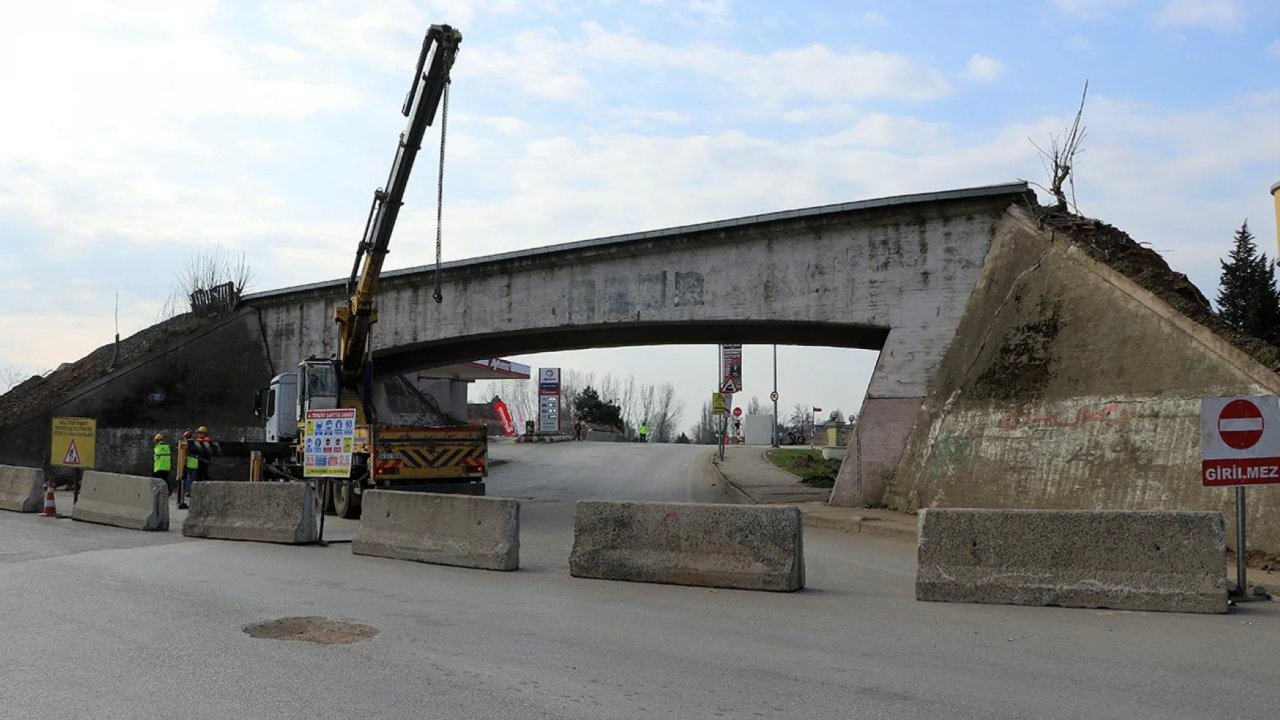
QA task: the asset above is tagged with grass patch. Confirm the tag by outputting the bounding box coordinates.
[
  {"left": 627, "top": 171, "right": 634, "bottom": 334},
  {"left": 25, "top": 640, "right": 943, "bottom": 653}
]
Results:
[{"left": 766, "top": 449, "right": 842, "bottom": 488}]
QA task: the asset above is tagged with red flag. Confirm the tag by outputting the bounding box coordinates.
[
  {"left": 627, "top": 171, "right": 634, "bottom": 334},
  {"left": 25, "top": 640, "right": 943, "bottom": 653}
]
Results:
[{"left": 493, "top": 400, "right": 515, "bottom": 436}]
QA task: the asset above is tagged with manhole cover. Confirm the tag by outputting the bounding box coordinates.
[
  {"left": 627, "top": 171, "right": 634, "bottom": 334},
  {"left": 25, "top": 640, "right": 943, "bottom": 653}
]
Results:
[{"left": 243, "top": 616, "right": 378, "bottom": 645}]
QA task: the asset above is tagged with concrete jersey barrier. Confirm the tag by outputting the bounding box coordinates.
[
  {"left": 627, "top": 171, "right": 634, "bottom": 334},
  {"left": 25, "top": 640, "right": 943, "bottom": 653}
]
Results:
[
  {"left": 183, "top": 482, "right": 318, "bottom": 544},
  {"left": 569, "top": 500, "right": 804, "bottom": 592},
  {"left": 0, "top": 464, "right": 44, "bottom": 513},
  {"left": 915, "top": 508, "right": 1227, "bottom": 614},
  {"left": 72, "top": 471, "right": 169, "bottom": 531},
  {"left": 353, "top": 490, "right": 519, "bottom": 571}
]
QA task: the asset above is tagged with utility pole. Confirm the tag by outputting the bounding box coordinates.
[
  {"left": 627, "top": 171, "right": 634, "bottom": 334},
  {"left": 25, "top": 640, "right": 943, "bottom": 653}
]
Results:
[
  {"left": 1270, "top": 180, "right": 1279, "bottom": 261},
  {"left": 771, "top": 344, "right": 779, "bottom": 448}
]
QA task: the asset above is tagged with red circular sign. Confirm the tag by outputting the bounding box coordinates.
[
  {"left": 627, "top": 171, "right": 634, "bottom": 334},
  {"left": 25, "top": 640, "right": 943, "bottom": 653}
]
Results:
[
  {"left": 1218, "top": 399, "right": 1264, "bottom": 450},
  {"left": 733, "top": 407, "right": 743, "bottom": 417}
]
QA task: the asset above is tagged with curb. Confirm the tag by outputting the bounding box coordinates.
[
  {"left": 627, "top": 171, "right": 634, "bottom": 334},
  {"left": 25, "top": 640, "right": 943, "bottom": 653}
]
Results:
[
  {"left": 709, "top": 459, "right": 757, "bottom": 505},
  {"left": 801, "top": 512, "right": 917, "bottom": 542},
  {"left": 710, "top": 454, "right": 918, "bottom": 542}
]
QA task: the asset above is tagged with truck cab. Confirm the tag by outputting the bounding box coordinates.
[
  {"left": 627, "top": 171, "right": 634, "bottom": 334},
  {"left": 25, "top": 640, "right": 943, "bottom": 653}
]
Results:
[
  {"left": 254, "top": 372, "right": 298, "bottom": 443},
  {"left": 254, "top": 360, "right": 344, "bottom": 443}
]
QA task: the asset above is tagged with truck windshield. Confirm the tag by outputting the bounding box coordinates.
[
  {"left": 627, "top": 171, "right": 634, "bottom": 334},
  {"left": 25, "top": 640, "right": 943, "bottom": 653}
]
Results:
[{"left": 305, "top": 364, "right": 338, "bottom": 397}]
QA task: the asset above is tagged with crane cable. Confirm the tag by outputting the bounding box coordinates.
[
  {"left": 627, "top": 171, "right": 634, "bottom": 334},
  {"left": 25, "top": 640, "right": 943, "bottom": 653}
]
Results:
[{"left": 433, "top": 80, "right": 449, "bottom": 304}]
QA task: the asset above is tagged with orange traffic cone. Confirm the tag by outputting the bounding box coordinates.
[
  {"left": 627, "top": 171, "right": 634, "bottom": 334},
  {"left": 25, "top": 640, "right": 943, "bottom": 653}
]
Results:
[{"left": 40, "top": 480, "right": 56, "bottom": 517}]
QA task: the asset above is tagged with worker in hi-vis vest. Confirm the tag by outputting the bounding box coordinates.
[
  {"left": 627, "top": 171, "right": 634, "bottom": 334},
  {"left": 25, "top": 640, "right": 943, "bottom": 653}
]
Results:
[
  {"left": 182, "top": 430, "right": 199, "bottom": 496},
  {"left": 638, "top": 422, "right": 649, "bottom": 443},
  {"left": 152, "top": 433, "right": 172, "bottom": 493}
]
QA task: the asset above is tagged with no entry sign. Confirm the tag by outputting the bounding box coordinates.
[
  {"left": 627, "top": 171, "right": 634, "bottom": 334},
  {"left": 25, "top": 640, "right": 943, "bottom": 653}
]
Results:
[{"left": 1201, "top": 396, "right": 1280, "bottom": 486}]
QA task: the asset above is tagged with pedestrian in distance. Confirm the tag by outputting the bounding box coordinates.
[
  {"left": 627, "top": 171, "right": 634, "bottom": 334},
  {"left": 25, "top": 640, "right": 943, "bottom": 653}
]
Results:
[
  {"left": 152, "top": 433, "right": 172, "bottom": 494},
  {"left": 195, "top": 425, "right": 212, "bottom": 482},
  {"left": 574, "top": 419, "right": 583, "bottom": 441},
  {"left": 182, "top": 430, "right": 198, "bottom": 498},
  {"left": 638, "top": 421, "right": 649, "bottom": 443}
]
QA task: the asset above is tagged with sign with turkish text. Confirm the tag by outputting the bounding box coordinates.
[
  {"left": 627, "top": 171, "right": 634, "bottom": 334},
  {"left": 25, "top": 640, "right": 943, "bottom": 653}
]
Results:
[
  {"left": 51, "top": 417, "right": 96, "bottom": 468},
  {"left": 538, "top": 368, "right": 561, "bottom": 433},
  {"left": 711, "top": 392, "right": 727, "bottom": 416},
  {"left": 1201, "top": 396, "right": 1280, "bottom": 486},
  {"left": 304, "top": 408, "right": 357, "bottom": 478},
  {"left": 719, "top": 344, "right": 742, "bottom": 394}
]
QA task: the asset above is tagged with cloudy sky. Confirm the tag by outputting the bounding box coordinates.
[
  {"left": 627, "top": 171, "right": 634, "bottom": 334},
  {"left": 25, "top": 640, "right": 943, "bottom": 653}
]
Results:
[{"left": 2, "top": 0, "right": 1278, "bottom": 430}]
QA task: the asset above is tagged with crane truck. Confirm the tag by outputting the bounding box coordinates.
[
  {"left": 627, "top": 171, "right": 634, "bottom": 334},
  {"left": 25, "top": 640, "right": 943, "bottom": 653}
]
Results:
[{"left": 205, "top": 23, "right": 485, "bottom": 518}]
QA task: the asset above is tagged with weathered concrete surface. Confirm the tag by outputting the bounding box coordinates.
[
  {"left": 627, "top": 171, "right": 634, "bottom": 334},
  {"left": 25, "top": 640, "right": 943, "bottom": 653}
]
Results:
[
  {"left": 883, "top": 207, "right": 1280, "bottom": 550},
  {"left": 0, "top": 309, "right": 270, "bottom": 481},
  {"left": 0, "top": 464, "right": 44, "bottom": 513},
  {"left": 352, "top": 490, "right": 519, "bottom": 570},
  {"left": 570, "top": 500, "right": 804, "bottom": 591},
  {"left": 246, "top": 185, "right": 1031, "bottom": 508},
  {"left": 916, "top": 508, "right": 1228, "bottom": 614},
  {"left": 72, "top": 471, "right": 169, "bottom": 531},
  {"left": 183, "top": 481, "right": 318, "bottom": 544}
]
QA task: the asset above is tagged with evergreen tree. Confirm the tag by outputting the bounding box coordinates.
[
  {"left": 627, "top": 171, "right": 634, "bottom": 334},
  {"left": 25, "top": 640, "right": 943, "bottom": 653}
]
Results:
[
  {"left": 1217, "top": 221, "right": 1280, "bottom": 343},
  {"left": 1259, "top": 254, "right": 1280, "bottom": 344}
]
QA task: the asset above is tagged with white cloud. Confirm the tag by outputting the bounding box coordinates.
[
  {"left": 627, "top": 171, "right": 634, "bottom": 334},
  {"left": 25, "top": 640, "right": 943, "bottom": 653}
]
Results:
[
  {"left": 1065, "top": 33, "right": 1095, "bottom": 51},
  {"left": 254, "top": 43, "right": 307, "bottom": 64},
  {"left": 1050, "top": 0, "right": 1137, "bottom": 20},
  {"left": 460, "top": 29, "right": 592, "bottom": 101},
  {"left": 854, "top": 11, "right": 890, "bottom": 27},
  {"left": 688, "top": 0, "right": 730, "bottom": 22},
  {"left": 1154, "top": 0, "right": 1243, "bottom": 30},
  {"left": 500, "top": 23, "right": 955, "bottom": 104},
  {"left": 965, "top": 53, "right": 1005, "bottom": 81}
]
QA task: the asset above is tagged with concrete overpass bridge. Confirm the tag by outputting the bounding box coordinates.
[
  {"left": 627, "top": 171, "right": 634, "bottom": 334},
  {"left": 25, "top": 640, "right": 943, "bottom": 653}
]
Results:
[
  {"left": 15, "top": 180, "right": 1275, "bottom": 540},
  {"left": 243, "top": 182, "right": 1034, "bottom": 506}
]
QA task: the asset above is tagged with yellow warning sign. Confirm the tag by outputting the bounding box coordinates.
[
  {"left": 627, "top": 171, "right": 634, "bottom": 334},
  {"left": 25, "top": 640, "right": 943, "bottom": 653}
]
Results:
[
  {"left": 711, "top": 392, "right": 727, "bottom": 416},
  {"left": 51, "top": 417, "right": 96, "bottom": 468}
]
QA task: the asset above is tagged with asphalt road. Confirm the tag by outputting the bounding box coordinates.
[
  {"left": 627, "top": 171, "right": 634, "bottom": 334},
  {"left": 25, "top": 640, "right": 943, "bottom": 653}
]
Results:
[{"left": 1, "top": 441, "right": 1277, "bottom": 719}]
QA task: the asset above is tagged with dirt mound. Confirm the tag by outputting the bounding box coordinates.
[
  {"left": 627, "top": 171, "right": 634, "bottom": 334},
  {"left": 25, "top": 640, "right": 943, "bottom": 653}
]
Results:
[
  {"left": 1035, "top": 208, "right": 1280, "bottom": 374},
  {"left": 0, "top": 313, "right": 214, "bottom": 428}
]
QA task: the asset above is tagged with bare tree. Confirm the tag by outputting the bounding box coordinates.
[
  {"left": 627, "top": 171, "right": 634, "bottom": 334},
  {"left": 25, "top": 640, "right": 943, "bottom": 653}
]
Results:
[
  {"left": 649, "top": 382, "right": 684, "bottom": 443},
  {"left": 786, "top": 403, "right": 813, "bottom": 444},
  {"left": 746, "top": 395, "right": 765, "bottom": 416},
  {"left": 1029, "top": 80, "right": 1088, "bottom": 213},
  {"left": 690, "top": 400, "right": 717, "bottom": 444},
  {"left": 0, "top": 366, "right": 32, "bottom": 394},
  {"left": 618, "top": 375, "right": 637, "bottom": 432},
  {"left": 159, "top": 245, "right": 255, "bottom": 321},
  {"left": 638, "top": 383, "right": 656, "bottom": 431}
]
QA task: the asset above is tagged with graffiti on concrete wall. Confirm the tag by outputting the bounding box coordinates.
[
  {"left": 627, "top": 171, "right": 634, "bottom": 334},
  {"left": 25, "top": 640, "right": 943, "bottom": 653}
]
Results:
[{"left": 998, "top": 402, "right": 1131, "bottom": 432}]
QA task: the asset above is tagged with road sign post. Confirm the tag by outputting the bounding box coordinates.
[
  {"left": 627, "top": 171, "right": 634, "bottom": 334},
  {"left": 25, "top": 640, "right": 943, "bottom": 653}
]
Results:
[
  {"left": 771, "top": 345, "right": 779, "bottom": 448},
  {"left": 1201, "top": 396, "right": 1280, "bottom": 598}
]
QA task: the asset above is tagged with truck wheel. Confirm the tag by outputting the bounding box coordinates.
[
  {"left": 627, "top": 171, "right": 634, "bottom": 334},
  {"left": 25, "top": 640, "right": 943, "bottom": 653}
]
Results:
[{"left": 334, "top": 477, "right": 362, "bottom": 519}]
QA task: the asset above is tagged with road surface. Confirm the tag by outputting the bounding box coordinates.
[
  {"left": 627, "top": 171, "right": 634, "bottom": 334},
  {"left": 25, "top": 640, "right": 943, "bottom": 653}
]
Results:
[{"left": 1, "top": 441, "right": 1277, "bottom": 719}]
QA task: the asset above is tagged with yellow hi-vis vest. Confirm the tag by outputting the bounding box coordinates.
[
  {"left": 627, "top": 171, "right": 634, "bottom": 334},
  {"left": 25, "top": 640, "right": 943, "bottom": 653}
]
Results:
[
  {"left": 186, "top": 447, "right": 199, "bottom": 470},
  {"left": 154, "top": 443, "right": 172, "bottom": 472}
]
